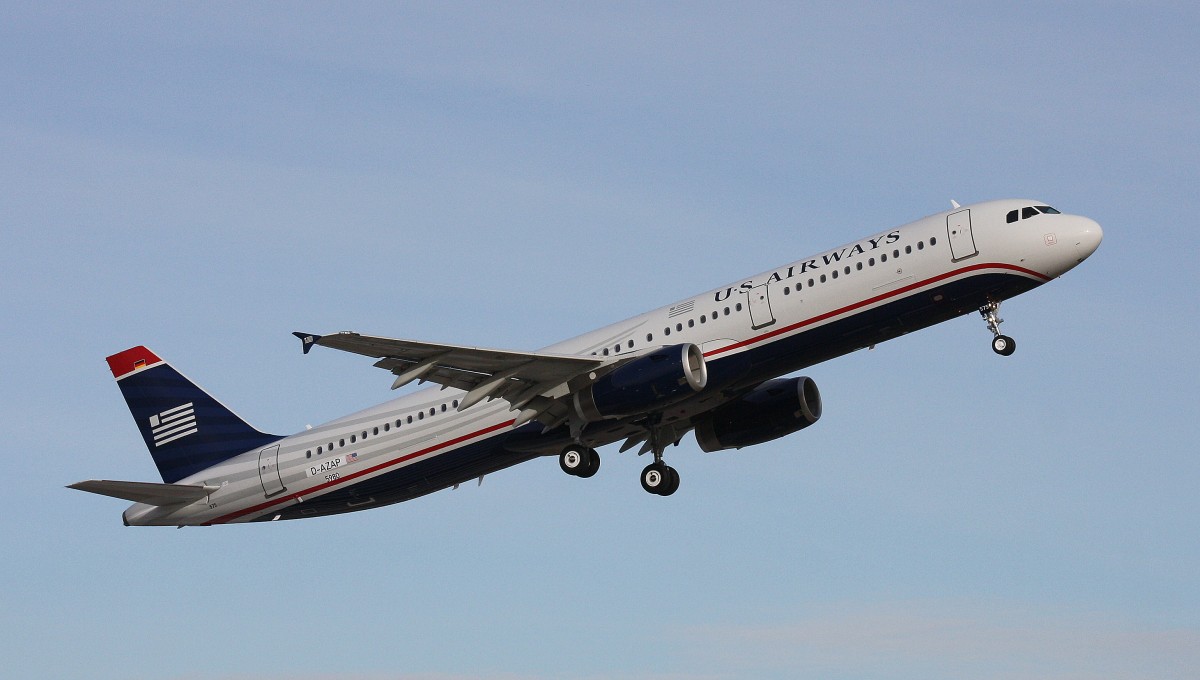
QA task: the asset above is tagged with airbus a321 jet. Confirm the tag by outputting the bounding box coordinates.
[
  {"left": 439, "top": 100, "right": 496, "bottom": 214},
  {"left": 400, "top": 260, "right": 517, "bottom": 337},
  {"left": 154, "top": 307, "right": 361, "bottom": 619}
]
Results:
[{"left": 72, "top": 199, "right": 1102, "bottom": 526}]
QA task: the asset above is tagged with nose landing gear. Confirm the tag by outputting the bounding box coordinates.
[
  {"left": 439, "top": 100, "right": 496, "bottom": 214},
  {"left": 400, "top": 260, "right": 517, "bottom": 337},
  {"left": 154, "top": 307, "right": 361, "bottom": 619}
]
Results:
[{"left": 980, "top": 299, "right": 1016, "bottom": 356}]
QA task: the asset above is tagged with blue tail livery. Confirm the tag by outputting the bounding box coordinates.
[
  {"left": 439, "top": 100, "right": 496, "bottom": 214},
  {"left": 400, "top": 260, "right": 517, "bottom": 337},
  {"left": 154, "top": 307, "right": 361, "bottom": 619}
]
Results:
[{"left": 105, "top": 347, "right": 281, "bottom": 484}]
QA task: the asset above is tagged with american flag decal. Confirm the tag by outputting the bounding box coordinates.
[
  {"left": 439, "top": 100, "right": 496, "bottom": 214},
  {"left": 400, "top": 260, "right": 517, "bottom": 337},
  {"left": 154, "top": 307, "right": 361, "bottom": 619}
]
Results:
[
  {"left": 668, "top": 301, "right": 695, "bottom": 318},
  {"left": 149, "top": 403, "right": 197, "bottom": 447}
]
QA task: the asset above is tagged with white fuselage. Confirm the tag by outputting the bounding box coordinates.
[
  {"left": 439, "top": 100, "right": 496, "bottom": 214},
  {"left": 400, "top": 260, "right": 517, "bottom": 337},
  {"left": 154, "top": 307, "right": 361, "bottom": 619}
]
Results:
[{"left": 122, "top": 199, "right": 1102, "bottom": 525}]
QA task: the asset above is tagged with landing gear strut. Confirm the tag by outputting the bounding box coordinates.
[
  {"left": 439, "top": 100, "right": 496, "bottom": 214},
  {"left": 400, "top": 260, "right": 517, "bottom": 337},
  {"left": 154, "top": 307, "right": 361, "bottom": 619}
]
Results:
[
  {"left": 559, "top": 444, "right": 600, "bottom": 478},
  {"left": 640, "top": 420, "right": 680, "bottom": 496},
  {"left": 980, "top": 299, "right": 1016, "bottom": 356}
]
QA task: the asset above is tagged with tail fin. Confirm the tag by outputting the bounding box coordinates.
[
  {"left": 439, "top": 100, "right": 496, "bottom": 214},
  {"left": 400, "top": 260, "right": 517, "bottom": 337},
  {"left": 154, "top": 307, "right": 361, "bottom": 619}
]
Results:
[{"left": 106, "top": 346, "right": 281, "bottom": 483}]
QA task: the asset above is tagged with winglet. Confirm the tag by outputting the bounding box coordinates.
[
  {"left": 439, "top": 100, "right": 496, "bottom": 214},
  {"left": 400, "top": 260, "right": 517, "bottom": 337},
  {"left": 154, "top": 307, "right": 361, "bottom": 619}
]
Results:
[{"left": 293, "top": 332, "right": 323, "bottom": 355}]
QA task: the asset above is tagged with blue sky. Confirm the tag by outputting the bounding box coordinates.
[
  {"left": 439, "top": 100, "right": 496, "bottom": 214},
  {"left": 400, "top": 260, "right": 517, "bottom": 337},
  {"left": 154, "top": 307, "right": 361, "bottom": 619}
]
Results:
[{"left": 3, "top": 3, "right": 1197, "bottom": 679}]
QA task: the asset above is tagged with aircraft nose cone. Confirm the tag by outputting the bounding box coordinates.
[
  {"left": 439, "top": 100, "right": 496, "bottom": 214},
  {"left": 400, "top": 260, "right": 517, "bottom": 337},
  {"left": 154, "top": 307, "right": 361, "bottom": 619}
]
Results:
[{"left": 1075, "top": 217, "right": 1103, "bottom": 262}]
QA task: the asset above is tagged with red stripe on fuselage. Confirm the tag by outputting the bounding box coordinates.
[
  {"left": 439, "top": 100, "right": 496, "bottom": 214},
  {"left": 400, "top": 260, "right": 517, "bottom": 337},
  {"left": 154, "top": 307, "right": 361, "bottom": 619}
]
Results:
[
  {"left": 205, "top": 418, "right": 517, "bottom": 524},
  {"left": 705, "top": 262, "right": 1048, "bottom": 358}
]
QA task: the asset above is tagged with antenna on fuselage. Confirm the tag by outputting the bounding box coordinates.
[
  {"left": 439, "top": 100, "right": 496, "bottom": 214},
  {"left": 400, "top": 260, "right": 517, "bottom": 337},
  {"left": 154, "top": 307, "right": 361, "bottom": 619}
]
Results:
[{"left": 950, "top": 199, "right": 961, "bottom": 209}]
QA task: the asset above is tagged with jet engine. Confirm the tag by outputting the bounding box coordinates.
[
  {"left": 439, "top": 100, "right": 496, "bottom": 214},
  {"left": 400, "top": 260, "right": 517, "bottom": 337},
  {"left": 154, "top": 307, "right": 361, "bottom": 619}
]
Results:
[
  {"left": 574, "top": 343, "right": 707, "bottom": 420},
  {"left": 694, "top": 376, "right": 822, "bottom": 452}
]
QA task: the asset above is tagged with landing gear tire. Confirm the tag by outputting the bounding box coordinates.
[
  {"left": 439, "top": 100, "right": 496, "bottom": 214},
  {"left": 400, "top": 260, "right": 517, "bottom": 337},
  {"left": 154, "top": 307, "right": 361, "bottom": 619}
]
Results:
[
  {"left": 991, "top": 334, "right": 1016, "bottom": 356},
  {"left": 641, "top": 462, "right": 679, "bottom": 496},
  {"left": 577, "top": 449, "right": 600, "bottom": 478},
  {"left": 560, "top": 445, "right": 597, "bottom": 477},
  {"left": 662, "top": 466, "right": 680, "bottom": 496}
]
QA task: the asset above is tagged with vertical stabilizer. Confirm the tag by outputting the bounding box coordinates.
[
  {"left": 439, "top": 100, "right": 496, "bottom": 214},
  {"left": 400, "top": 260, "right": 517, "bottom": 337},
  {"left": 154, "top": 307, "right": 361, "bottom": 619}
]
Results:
[{"left": 106, "top": 347, "right": 281, "bottom": 483}]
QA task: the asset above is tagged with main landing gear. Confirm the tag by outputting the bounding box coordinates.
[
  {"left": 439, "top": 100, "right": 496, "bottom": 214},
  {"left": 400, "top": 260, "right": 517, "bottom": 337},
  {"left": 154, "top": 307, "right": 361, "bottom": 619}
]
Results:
[
  {"left": 559, "top": 444, "right": 600, "bottom": 478},
  {"left": 640, "top": 461, "right": 680, "bottom": 496},
  {"left": 557, "top": 436, "right": 680, "bottom": 497},
  {"left": 979, "top": 299, "right": 1016, "bottom": 356}
]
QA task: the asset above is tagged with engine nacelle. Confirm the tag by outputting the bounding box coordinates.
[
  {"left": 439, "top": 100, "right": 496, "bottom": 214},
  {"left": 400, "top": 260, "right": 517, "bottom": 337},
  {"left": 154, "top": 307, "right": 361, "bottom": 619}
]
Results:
[
  {"left": 694, "top": 376, "right": 822, "bottom": 452},
  {"left": 574, "top": 343, "right": 708, "bottom": 420}
]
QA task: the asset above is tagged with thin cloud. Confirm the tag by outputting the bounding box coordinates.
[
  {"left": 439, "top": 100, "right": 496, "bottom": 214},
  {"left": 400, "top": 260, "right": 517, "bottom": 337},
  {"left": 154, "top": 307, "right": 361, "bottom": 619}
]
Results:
[{"left": 680, "top": 600, "right": 1200, "bottom": 680}]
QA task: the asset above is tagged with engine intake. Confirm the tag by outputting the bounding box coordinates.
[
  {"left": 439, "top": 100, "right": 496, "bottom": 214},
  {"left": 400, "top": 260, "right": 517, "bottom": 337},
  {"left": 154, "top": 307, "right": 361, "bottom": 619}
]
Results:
[
  {"left": 574, "top": 343, "right": 707, "bottom": 420},
  {"left": 695, "top": 376, "right": 822, "bottom": 452}
]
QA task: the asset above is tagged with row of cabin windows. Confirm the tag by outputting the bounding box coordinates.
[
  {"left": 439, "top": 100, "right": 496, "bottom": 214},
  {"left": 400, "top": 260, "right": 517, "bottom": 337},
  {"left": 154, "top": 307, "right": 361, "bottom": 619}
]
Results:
[
  {"left": 305, "top": 398, "right": 461, "bottom": 458},
  {"left": 593, "top": 303, "right": 746, "bottom": 356},
  {"left": 591, "top": 236, "right": 938, "bottom": 357},
  {"left": 1006, "top": 205, "right": 1060, "bottom": 223},
  {"left": 775, "top": 237, "right": 936, "bottom": 295}
]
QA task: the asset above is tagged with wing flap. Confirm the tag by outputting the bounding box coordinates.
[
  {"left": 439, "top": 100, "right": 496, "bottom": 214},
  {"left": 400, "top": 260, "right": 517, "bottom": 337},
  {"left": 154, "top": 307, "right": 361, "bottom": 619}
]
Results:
[
  {"left": 68, "top": 480, "right": 217, "bottom": 506},
  {"left": 297, "top": 331, "right": 607, "bottom": 410}
]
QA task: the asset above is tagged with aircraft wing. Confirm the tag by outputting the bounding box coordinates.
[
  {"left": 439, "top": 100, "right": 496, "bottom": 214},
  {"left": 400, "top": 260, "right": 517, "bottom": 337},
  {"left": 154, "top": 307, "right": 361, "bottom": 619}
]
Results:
[{"left": 294, "top": 332, "right": 608, "bottom": 421}]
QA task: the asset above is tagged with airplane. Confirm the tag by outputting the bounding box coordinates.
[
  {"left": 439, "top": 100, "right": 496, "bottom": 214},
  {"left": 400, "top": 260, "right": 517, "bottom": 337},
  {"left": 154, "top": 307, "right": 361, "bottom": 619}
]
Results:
[{"left": 71, "top": 199, "right": 1102, "bottom": 526}]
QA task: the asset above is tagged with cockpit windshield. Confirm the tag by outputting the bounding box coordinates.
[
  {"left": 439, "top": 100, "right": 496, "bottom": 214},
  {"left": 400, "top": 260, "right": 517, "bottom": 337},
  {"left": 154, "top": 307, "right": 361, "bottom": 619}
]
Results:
[{"left": 1006, "top": 205, "right": 1061, "bottom": 223}]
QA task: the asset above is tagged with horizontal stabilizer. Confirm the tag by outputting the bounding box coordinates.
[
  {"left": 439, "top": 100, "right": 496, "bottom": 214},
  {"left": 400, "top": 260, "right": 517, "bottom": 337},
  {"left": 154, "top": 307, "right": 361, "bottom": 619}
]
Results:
[{"left": 68, "top": 479, "right": 218, "bottom": 506}]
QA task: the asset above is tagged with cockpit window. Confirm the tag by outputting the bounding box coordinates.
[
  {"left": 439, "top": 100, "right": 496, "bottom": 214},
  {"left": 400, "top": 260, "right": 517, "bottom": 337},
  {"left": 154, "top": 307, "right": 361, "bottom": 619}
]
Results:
[{"left": 1009, "top": 204, "right": 1061, "bottom": 224}]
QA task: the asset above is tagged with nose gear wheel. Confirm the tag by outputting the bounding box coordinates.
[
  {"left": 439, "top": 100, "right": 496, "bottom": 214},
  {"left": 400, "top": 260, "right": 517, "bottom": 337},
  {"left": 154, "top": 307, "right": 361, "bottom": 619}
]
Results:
[{"left": 980, "top": 299, "right": 1016, "bottom": 356}]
